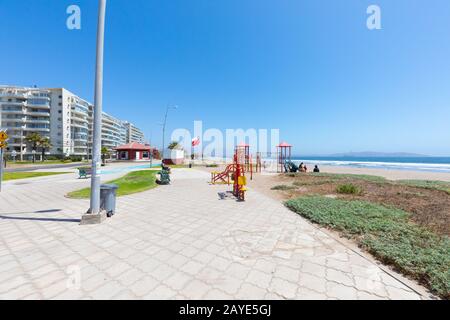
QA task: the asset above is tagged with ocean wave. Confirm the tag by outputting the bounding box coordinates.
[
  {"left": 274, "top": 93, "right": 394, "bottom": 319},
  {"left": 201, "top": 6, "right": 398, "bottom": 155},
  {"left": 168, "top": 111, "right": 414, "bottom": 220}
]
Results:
[{"left": 261, "top": 159, "right": 450, "bottom": 173}]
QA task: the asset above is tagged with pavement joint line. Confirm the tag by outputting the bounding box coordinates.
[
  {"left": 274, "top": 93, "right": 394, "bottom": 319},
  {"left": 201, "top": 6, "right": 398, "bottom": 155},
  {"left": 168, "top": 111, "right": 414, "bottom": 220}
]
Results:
[
  {"left": 0, "top": 165, "right": 429, "bottom": 299},
  {"left": 283, "top": 204, "right": 430, "bottom": 299}
]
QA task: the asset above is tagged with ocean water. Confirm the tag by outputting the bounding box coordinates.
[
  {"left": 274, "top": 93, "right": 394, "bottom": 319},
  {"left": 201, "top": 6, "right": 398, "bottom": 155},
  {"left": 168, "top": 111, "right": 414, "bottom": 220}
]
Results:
[{"left": 290, "top": 156, "right": 450, "bottom": 173}]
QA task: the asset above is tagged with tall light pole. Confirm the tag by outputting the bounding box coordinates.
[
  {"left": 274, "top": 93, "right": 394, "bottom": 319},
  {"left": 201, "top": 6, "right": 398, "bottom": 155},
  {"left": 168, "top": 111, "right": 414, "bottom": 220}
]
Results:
[
  {"left": 84, "top": 0, "right": 107, "bottom": 222},
  {"left": 161, "top": 105, "right": 177, "bottom": 160},
  {"left": 148, "top": 129, "right": 153, "bottom": 167}
]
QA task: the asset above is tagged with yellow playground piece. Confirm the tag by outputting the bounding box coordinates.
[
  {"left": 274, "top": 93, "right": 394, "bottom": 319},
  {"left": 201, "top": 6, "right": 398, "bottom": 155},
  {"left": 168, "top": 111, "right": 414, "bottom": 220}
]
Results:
[{"left": 237, "top": 176, "right": 247, "bottom": 198}]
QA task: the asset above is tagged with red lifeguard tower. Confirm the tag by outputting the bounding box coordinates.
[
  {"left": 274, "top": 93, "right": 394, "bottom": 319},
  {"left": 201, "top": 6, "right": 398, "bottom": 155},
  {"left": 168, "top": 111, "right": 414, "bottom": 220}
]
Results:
[{"left": 276, "top": 141, "right": 292, "bottom": 173}]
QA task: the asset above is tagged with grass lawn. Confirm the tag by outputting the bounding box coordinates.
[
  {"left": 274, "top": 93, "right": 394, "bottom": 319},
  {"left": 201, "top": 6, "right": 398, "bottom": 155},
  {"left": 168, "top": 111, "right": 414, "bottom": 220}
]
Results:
[
  {"left": 67, "top": 170, "right": 158, "bottom": 199},
  {"left": 3, "top": 171, "right": 70, "bottom": 181},
  {"left": 285, "top": 196, "right": 450, "bottom": 299}
]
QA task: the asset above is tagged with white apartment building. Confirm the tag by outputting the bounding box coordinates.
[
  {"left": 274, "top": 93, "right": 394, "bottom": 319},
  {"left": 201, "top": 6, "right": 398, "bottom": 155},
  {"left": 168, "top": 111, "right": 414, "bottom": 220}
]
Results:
[
  {"left": 0, "top": 85, "right": 144, "bottom": 159},
  {"left": 50, "top": 88, "right": 91, "bottom": 157},
  {"left": 100, "top": 112, "right": 127, "bottom": 151},
  {"left": 123, "top": 121, "right": 145, "bottom": 144},
  {"left": 0, "top": 86, "right": 51, "bottom": 159}
]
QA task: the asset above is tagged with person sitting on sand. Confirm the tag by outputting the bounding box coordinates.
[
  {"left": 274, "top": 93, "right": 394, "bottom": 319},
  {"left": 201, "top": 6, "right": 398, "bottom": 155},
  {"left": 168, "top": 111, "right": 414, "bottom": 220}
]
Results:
[
  {"left": 299, "top": 162, "right": 307, "bottom": 173},
  {"left": 304, "top": 165, "right": 308, "bottom": 172},
  {"left": 314, "top": 165, "right": 320, "bottom": 173}
]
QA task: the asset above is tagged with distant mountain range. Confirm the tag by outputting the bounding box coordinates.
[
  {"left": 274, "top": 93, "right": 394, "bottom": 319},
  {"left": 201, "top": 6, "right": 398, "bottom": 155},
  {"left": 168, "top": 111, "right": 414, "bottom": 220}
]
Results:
[{"left": 327, "top": 152, "right": 430, "bottom": 158}]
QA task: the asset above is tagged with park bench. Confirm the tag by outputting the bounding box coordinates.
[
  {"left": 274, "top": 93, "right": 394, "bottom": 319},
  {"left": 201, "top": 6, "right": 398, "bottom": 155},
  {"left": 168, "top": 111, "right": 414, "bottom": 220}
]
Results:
[
  {"left": 161, "top": 164, "right": 171, "bottom": 173},
  {"left": 78, "top": 167, "right": 92, "bottom": 179},
  {"left": 156, "top": 170, "right": 171, "bottom": 185}
]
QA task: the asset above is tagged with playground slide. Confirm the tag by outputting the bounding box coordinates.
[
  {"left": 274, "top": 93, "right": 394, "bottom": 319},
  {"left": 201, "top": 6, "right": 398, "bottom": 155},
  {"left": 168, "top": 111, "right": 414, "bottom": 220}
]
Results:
[
  {"left": 211, "top": 164, "right": 235, "bottom": 184},
  {"left": 284, "top": 161, "right": 299, "bottom": 173}
]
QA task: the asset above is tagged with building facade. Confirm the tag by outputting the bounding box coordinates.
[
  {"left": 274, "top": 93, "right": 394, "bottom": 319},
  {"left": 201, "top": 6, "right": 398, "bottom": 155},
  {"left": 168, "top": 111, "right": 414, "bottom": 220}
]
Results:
[
  {"left": 123, "top": 121, "right": 145, "bottom": 144},
  {"left": 0, "top": 85, "right": 144, "bottom": 159},
  {"left": 100, "top": 112, "right": 128, "bottom": 152},
  {"left": 115, "top": 142, "right": 152, "bottom": 161}
]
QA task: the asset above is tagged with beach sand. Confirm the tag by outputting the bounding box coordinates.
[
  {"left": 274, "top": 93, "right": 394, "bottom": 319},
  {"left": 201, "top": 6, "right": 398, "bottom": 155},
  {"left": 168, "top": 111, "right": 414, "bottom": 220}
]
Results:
[
  {"left": 199, "top": 161, "right": 450, "bottom": 204},
  {"left": 317, "top": 165, "right": 450, "bottom": 182},
  {"left": 197, "top": 159, "right": 450, "bottom": 182}
]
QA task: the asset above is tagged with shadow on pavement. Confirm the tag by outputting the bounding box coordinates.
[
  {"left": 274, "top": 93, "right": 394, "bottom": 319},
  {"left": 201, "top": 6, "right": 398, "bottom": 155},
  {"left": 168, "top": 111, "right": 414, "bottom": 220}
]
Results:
[{"left": 0, "top": 215, "right": 81, "bottom": 223}]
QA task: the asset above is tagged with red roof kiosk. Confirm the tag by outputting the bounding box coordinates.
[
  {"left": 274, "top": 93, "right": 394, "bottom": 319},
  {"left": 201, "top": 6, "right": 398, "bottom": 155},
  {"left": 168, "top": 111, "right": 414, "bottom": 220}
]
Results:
[{"left": 115, "top": 142, "right": 152, "bottom": 161}]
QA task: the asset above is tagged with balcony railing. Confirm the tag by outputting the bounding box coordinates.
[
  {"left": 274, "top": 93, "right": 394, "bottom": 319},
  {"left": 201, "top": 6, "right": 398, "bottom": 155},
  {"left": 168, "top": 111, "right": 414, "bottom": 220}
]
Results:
[
  {"left": 25, "top": 110, "right": 50, "bottom": 116},
  {"left": 24, "top": 119, "right": 50, "bottom": 124},
  {"left": 0, "top": 92, "right": 27, "bottom": 98}
]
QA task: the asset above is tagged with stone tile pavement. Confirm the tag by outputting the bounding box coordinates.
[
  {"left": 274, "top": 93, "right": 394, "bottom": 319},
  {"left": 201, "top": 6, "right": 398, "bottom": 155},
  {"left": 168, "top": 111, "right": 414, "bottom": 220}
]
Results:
[{"left": 0, "top": 167, "right": 431, "bottom": 299}]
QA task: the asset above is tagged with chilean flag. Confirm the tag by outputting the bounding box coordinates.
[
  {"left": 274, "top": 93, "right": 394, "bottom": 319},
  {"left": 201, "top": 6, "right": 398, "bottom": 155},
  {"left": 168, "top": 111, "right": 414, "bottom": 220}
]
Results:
[{"left": 191, "top": 136, "right": 200, "bottom": 147}]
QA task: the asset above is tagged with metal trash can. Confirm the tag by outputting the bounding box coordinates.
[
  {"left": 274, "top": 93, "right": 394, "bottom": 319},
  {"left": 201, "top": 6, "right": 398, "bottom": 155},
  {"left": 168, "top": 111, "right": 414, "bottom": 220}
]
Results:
[{"left": 100, "top": 184, "right": 118, "bottom": 217}]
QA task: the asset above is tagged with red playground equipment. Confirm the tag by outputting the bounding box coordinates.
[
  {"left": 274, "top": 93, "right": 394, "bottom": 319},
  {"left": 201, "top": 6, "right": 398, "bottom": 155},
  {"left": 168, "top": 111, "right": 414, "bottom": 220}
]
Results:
[
  {"left": 276, "top": 141, "right": 292, "bottom": 173},
  {"left": 232, "top": 146, "right": 247, "bottom": 201},
  {"left": 237, "top": 142, "right": 250, "bottom": 172},
  {"left": 211, "top": 144, "right": 254, "bottom": 201},
  {"left": 211, "top": 142, "right": 261, "bottom": 185}
]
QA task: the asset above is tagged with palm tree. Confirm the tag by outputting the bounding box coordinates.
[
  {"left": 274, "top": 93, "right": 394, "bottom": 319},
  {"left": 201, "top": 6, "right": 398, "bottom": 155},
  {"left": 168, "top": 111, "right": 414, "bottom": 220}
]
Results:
[
  {"left": 38, "top": 137, "right": 52, "bottom": 162},
  {"left": 25, "top": 132, "right": 42, "bottom": 163},
  {"left": 101, "top": 146, "right": 109, "bottom": 165},
  {"left": 168, "top": 141, "right": 182, "bottom": 150}
]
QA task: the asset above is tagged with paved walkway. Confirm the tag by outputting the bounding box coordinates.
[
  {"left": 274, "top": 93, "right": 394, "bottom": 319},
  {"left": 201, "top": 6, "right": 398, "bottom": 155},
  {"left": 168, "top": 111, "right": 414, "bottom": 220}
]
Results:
[{"left": 0, "top": 167, "right": 429, "bottom": 299}]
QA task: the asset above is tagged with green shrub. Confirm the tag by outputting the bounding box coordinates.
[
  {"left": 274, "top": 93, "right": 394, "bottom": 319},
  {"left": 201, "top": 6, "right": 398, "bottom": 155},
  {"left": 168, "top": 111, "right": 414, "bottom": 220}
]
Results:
[
  {"left": 285, "top": 196, "right": 450, "bottom": 299},
  {"left": 293, "top": 180, "right": 334, "bottom": 186},
  {"left": 271, "top": 185, "right": 297, "bottom": 191},
  {"left": 68, "top": 156, "right": 83, "bottom": 162},
  {"left": 285, "top": 173, "right": 299, "bottom": 177},
  {"left": 46, "top": 155, "right": 63, "bottom": 160},
  {"left": 206, "top": 164, "right": 219, "bottom": 168},
  {"left": 336, "top": 183, "right": 362, "bottom": 195}
]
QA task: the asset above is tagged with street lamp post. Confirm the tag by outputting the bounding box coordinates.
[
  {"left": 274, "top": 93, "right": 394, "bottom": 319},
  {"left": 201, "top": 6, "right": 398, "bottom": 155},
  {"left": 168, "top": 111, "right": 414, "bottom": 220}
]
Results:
[
  {"left": 161, "top": 105, "right": 177, "bottom": 161},
  {"left": 82, "top": 0, "right": 107, "bottom": 224},
  {"left": 149, "top": 130, "right": 153, "bottom": 167}
]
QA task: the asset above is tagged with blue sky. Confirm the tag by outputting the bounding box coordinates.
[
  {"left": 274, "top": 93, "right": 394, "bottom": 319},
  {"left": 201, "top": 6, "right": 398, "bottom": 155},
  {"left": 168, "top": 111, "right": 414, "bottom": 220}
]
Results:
[{"left": 1, "top": 0, "right": 450, "bottom": 156}]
